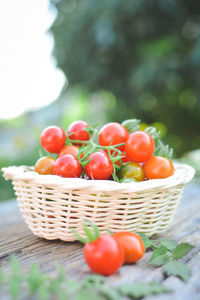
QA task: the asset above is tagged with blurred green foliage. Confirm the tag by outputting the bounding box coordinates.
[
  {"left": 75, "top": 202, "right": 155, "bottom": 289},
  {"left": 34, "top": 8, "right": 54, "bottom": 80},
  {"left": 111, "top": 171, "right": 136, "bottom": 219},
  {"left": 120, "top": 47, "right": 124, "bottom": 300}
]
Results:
[{"left": 50, "top": 0, "right": 200, "bottom": 156}]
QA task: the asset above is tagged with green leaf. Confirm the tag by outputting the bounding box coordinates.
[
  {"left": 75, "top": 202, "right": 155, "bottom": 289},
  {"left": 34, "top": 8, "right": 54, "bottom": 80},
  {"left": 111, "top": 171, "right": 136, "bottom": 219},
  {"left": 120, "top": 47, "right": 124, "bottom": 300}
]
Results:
[
  {"left": 154, "top": 139, "right": 173, "bottom": 160},
  {"left": 49, "top": 263, "right": 66, "bottom": 294},
  {"left": 119, "top": 282, "right": 171, "bottom": 298},
  {"left": 163, "top": 261, "right": 192, "bottom": 282},
  {"left": 159, "top": 238, "right": 177, "bottom": 251},
  {"left": 27, "top": 263, "right": 47, "bottom": 296},
  {"left": 144, "top": 126, "right": 161, "bottom": 139},
  {"left": 149, "top": 246, "right": 171, "bottom": 266},
  {"left": 38, "top": 283, "right": 50, "bottom": 300},
  {"left": 122, "top": 119, "right": 141, "bottom": 133},
  {"left": 66, "top": 279, "right": 83, "bottom": 294},
  {"left": 83, "top": 221, "right": 97, "bottom": 242},
  {"left": 172, "top": 243, "right": 194, "bottom": 260},
  {"left": 84, "top": 274, "right": 106, "bottom": 285},
  {"left": 105, "top": 228, "right": 114, "bottom": 235},
  {"left": 73, "top": 288, "right": 105, "bottom": 300},
  {"left": 84, "top": 219, "right": 100, "bottom": 240},
  {"left": 83, "top": 276, "right": 121, "bottom": 300},
  {"left": 138, "top": 233, "right": 153, "bottom": 249},
  {"left": 71, "top": 227, "right": 88, "bottom": 244},
  {"left": 98, "top": 285, "right": 121, "bottom": 300},
  {"left": 58, "top": 290, "right": 69, "bottom": 300},
  {"left": 9, "top": 256, "right": 23, "bottom": 300},
  {"left": 149, "top": 254, "right": 171, "bottom": 266},
  {"left": 144, "top": 126, "right": 173, "bottom": 159}
]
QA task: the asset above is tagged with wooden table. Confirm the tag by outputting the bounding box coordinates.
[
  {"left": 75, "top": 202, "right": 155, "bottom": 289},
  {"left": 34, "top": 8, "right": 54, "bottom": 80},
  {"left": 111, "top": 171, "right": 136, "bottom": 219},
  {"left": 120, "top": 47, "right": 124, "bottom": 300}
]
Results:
[{"left": 0, "top": 182, "right": 200, "bottom": 299}]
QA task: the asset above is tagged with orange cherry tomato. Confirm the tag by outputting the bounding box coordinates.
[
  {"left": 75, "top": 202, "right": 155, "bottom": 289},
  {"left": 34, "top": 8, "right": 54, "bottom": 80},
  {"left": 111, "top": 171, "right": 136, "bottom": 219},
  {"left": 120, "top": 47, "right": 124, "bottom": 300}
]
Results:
[
  {"left": 113, "top": 232, "right": 145, "bottom": 264},
  {"left": 34, "top": 157, "right": 56, "bottom": 175},
  {"left": 144, "top": 156, "right": 174, "bottom": 179}
]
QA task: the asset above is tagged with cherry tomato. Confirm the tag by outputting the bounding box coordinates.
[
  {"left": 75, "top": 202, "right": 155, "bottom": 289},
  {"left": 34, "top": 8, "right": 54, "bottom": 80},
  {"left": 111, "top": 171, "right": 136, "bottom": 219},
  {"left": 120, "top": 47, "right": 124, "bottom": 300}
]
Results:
[
  {"left": 113, "top": 232, "right": 145, "bottom": 264},
  {"left": 99, "top": 122, "right": 129, "bottom": 151},
  {"left": 41, "top": 126, "right": 66, "bottom": 153},
  {"left": 125, "top": 131, "right": 155, "bottom": 163},
  {"left": 67, "top": 120, "right": 90, "bottom": 145},
  {"left": 144, "top": 156, "right": 174, "bottom": 179},
  {"left": 85, "top": 152, "right": 113, "bottom": 180},
  {"left": 118, "top": 162, "right": 145, "bottom": 181},
  {"left": 53, "top": 154, "right": 82, "bottom": 178},
  {"left": 34, "top": 157, "right": 56, "bottom": 175},
  {"left": 58, "top": 145, "right": 79, "bottom": 158},
  {"left": 84, "top": 234, "right": 124, "bottom": 276}
]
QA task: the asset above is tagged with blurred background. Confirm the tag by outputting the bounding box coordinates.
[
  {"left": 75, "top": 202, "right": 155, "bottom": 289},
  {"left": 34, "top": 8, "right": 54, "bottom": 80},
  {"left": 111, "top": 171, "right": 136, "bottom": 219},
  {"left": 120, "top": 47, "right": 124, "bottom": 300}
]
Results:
[{"left": 0, "top": 0, "right": 200, "bottom": 201}]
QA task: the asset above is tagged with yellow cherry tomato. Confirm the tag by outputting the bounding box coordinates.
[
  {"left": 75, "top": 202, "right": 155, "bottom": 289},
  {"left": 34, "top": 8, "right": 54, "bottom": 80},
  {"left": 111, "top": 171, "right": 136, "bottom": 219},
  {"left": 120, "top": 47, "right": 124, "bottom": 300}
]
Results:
[{"left": 118, "top": 162, "right": 145, "bottom": 182}]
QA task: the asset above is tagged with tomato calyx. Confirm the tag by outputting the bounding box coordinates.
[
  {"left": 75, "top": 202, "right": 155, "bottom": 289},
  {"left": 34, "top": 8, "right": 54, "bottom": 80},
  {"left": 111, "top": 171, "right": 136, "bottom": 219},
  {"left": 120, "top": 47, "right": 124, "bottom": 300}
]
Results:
[
  {"left": 122, "top": 119, "right": 141, "bottom": 133},
  {"left": 72, "top": 219, "right": 100, "bottom": 244}
]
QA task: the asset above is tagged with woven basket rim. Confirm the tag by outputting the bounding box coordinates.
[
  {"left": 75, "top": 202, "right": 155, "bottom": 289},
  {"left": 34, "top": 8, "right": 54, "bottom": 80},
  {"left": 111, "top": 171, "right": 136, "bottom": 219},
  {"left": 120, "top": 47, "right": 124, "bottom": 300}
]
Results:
[{"left": 2, "top": 163, "right": 195, "bottom": 193}]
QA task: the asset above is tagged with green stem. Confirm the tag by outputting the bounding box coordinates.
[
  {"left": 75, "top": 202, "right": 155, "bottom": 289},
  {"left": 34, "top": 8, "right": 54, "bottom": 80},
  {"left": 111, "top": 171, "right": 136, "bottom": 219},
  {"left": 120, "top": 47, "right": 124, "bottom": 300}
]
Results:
[
  {"left": 67, "top": 136, "right": 124, "bottom": 180},
  {"left": 67, "top": 138, "right": 90, "bottom": 144}
]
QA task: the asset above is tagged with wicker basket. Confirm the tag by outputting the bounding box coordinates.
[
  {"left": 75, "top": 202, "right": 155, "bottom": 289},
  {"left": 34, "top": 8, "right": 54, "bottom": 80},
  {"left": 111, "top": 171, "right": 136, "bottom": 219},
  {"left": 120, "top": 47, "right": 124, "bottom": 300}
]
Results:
[{"left": 2, "top": 163, "right": 194, "bottom": 241}]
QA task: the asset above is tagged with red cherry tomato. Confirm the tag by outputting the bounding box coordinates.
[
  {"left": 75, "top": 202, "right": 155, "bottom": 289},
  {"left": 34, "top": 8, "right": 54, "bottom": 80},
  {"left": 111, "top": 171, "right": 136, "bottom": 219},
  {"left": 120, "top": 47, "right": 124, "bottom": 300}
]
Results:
[
  {"left": 84, "top": 234, "right": 124, "bottom": 276},
  {"left": 99, "top": 122, "right": 129, "bottom": 151},
  {"left": 67, "top": 120, "right": 90, "bottom": 145},
  {"left": 85, "top": 152, "right": 113, "bottom": 180},
  {"left": 34, "top": 157, "right": 56, "bottom": 175},
  {"left": 144, "top": 156, "right": 174, "bottom": 179},
  {"left": 113, "top": 232, "right": 145, "bottom": 264},
  {"left": 41, "top": 126, "right": 66, "bottom": 153},
  {"left": 53, "top": 154, "right": 82, "bottom": 178},
  {"left": 125, "top": 131, "right": 155, "bottom": 163},
  {"left": 58, "top": 145, "right": 79, "bottom": 158}
]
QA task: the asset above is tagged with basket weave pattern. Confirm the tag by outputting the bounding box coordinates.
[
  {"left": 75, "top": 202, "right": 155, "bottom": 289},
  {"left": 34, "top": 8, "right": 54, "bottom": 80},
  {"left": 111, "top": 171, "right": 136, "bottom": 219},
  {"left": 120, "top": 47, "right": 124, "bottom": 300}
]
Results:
[{"left": 2, "top": 164, "right": 194, "bottom": 241}]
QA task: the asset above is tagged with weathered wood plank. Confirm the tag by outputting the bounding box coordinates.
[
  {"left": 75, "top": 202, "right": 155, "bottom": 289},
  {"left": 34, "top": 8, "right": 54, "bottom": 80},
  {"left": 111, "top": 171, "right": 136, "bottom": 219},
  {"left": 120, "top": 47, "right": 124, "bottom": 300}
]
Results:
[{"left": 0, "top": 183, "right": 200, "bottom": 299}]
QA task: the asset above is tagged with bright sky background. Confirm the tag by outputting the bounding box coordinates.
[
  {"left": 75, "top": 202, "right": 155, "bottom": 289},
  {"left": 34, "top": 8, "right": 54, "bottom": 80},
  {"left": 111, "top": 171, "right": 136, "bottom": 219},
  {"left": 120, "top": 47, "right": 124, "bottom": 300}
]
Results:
[{"left": 0, "top": 0, "right": 65, "bottom": 120}]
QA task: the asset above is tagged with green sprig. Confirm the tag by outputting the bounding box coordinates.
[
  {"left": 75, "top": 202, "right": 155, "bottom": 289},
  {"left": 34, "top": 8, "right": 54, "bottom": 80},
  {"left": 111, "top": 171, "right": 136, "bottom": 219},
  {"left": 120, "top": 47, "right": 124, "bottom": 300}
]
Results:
[
  {"left": 144, "top": 126, "right": 173, "bottom": 159},
  {"left": 0, "top": 258, "right": 171, "bottom": 300},
  {"left": 122, "top": 119, "right": 141, "bottom": 133},
  {"left": 138, "top": 233, "right": 194, "bottom": 282}
]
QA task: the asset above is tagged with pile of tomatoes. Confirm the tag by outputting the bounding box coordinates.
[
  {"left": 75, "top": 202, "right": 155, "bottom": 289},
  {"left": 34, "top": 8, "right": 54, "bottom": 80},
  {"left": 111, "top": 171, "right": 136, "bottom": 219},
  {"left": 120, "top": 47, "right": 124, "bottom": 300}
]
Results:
[
  {"left": 74, "top": 220, "right": 145, "bottom": 276},
  {"left": 34, "top": 120, "right": 174, "bottom": 181}
]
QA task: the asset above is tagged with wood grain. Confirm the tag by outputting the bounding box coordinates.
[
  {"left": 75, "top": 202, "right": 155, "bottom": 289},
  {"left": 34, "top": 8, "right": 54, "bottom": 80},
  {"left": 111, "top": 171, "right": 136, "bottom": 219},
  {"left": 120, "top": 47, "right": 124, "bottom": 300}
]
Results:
[{"left": 0, "top": 183, "right": 200, "bottom": 299}]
